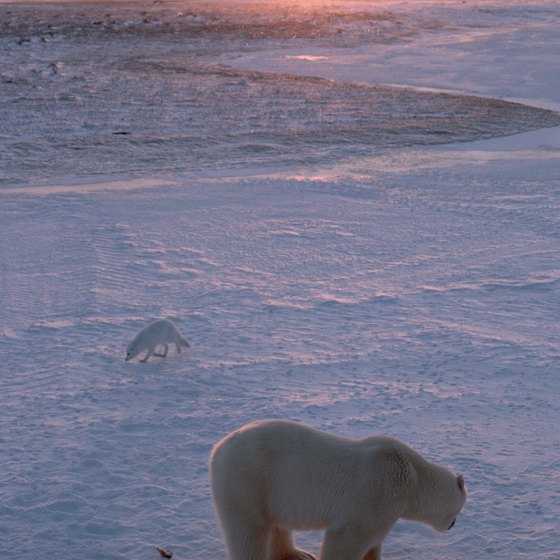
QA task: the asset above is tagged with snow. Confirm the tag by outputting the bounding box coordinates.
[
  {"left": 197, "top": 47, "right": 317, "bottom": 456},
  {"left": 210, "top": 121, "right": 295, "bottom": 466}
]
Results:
[{"left": 0, "top": 1, "right": 559, "bottom": 559}]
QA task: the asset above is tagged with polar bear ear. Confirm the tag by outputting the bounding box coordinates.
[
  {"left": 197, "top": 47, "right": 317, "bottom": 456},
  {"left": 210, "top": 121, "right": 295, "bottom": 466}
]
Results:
[{"left": 457, "top": 475, "right": 465, "bottom": 491}]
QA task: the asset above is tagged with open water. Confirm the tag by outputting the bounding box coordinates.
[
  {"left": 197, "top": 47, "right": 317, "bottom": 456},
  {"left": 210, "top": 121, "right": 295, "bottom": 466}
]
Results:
[{"left": 2, "top": 0, "right": 560, "bottom": 187}]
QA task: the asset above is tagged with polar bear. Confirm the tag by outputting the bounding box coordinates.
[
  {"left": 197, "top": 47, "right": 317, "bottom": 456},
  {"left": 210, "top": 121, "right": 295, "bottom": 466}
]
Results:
[
  {"left": 210, "top": 419, "right": 466, "bottom": 560},
  {"left": 125, "top": 318, "right": 190, "bottom": 363}
]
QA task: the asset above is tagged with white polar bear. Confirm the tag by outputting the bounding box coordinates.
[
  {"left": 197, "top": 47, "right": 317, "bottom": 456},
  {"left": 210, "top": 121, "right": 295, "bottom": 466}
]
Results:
[
  {"left": 210, "top": 419, "right": 466, "bottom": 560},
  {"left": 125, "top": 318, "right": 190, "bottom": 363}
]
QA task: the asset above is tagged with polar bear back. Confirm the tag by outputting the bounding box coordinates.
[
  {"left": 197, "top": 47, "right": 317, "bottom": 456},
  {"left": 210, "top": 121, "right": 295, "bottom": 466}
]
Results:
[{"left": 211, "top": 420, "right": 374, "bottom": 529}]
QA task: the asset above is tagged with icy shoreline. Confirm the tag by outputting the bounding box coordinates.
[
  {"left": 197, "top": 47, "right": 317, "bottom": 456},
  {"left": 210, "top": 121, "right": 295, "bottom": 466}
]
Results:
[{"left": 2, "top": 0, "right": 560, "bottom": 188}]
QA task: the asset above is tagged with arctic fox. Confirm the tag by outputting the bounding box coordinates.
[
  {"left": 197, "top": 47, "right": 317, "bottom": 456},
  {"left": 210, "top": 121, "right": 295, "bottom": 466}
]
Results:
[{"left": 125, "top": 318, "right": 190, "bottom": 362}]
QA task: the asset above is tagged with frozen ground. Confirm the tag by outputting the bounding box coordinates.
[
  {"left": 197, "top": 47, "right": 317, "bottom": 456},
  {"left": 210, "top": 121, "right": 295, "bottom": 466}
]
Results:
[{"left": 0, "top": 1, "right": 559, "bottom": 560}]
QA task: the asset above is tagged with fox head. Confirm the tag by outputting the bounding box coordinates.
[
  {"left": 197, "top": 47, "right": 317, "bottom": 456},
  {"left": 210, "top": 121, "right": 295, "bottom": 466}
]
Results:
[{"left": 125, "top": 340, "right": 140, "bottom": 361}]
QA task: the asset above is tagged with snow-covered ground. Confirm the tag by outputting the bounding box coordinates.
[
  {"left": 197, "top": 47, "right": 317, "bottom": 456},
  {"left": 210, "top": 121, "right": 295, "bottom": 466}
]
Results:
[{"left": 1, "top": 1, "right": 559, "bottom": 559}]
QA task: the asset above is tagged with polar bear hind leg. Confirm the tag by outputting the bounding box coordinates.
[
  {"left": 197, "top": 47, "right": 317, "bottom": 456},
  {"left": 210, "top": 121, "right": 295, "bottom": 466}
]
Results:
[
  {"left": 216, "top": 514, "right": 271, "bottom": 560},
  {"left": 270, "top": 526, "right": 316, "bottom": 560}
]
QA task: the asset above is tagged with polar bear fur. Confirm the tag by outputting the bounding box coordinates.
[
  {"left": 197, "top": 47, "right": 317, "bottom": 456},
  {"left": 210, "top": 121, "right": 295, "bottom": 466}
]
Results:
[
  {"left": 125, "top": 318, "right": 190, "bottom": 363},
  {"left": 210, "top": 419, "right": 466, "bottom": 560}
]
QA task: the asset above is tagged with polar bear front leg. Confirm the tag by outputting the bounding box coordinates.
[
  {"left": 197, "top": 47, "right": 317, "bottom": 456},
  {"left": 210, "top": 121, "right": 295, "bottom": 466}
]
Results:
[{"left": 270, "top": 526, "right": 317, "bottom": 560}]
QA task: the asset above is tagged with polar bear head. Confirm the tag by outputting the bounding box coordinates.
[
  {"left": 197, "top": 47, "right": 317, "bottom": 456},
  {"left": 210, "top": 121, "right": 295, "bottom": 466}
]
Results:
[
  {"left": 425, "top": 473, "right": 466, "bottom": 532},
  {"left": 404, "top": 464, "right": 467, "bottom": 532}
]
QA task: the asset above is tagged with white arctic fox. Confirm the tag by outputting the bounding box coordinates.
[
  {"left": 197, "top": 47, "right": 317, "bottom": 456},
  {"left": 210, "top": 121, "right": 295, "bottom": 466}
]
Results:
[{"left": 125, "top": 318, "right": 190, "bottom": 362}]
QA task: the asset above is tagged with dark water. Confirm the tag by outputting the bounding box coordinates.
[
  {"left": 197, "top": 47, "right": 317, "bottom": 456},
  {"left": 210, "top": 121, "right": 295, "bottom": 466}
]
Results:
[{"left": 2, "top": 1, "right": 560, "bottom": 186}]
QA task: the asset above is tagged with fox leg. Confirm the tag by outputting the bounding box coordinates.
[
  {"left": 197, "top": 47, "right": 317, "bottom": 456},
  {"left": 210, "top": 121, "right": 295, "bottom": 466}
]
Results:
[
  {"left": 154, "top": 343, "right": 169, "bottom": 358},
  {"left": 140, "top": 348, "right": 154, "bottom": 362}
]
